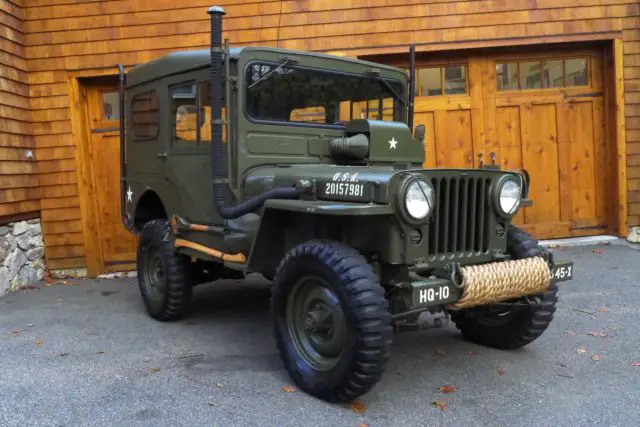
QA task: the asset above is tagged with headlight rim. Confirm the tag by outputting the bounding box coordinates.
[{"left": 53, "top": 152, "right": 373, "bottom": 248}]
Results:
[
  {"left": 396, "top": 175, "right": 435, "bottom": 225},
  {"left": 492, "top": 174, "right": 523, "bottom": 218}
]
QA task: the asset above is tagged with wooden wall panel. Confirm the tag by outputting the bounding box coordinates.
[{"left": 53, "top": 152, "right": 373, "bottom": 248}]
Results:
[
  {"left": 0, "top": 0, "right": 36, "bottom": 224},
  {"left": 9, "top": 0, "right": 640, "bottom": 272}
]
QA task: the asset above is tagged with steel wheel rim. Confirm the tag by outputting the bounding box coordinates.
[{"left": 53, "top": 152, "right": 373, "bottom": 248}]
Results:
[
  {"left": 143, "top": 244, "right": 166, "bottom": 299},
  {"left": 286, "top": 275, "right": 346, "bottom": 371}
]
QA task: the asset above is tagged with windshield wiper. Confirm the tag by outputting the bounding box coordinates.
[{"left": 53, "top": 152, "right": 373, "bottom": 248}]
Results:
[
  {"left": 365, "top": 69, "right": 406, "bottom": 106},
  {"left": 248, "top": 57, "right": 297, "bottom": 90}
]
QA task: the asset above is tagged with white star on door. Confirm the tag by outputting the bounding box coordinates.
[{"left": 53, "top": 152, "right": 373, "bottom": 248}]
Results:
[
  {"left": 126, "top": 186, "right": 133, "bottom": 203},
  {"left": 389, "top": 137, "right": 398, "bottom": 149}
]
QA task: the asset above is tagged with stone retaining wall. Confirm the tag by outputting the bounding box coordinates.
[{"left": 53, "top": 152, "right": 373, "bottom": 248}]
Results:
[{"left": 0, "top": 219, "right": 46, "bottom": 296}]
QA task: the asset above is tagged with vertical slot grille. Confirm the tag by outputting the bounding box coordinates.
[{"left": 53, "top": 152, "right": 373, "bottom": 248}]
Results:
[{"left": 427, "top": 176, "right": 491, "bottom": 256}]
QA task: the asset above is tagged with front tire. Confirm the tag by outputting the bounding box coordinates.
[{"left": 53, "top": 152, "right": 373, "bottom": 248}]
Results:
[
  {"left": 450, "top": 226, "right": 558, "bottom": 349},
  {"left": 271, "top": 240, "right": 392, "bottom": 402},
  {"left": 136, "top": 219, "right": 192, "bottom": 321}
]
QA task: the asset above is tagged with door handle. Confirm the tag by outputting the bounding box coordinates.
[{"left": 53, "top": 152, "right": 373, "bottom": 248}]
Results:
[{"left": 157, "top": 152, "right": 168, "bottom": 158}]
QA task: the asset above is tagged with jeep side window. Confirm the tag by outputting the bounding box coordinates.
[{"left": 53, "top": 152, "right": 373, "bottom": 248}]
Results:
[
  {"left": 171, "top": 83, "right": 197, "bottom": 143},
  {"left": 131, "top": 90, "right": 159, "bottom": 140},
  {"left": 245, "top": 61, "right": 404, "bottom": 126},
  {"left": 197, "top": 81, "right": 226, "bottom": 145}
]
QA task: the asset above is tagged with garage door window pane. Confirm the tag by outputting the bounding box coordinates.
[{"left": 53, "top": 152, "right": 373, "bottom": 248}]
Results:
[
  {"left": 419, "top": 67, "right": 441, "bottom": 96},
  {"left": 542, "top": 59, "right": 564, "bottom": 88},
  {"left": 496, "top": 63, "right": 518, "bottom": 90},
  {"left": 102, "top": 91, "right": 120, "bottom": 121},
  {"left": 444, "top": 65, "right": 466, "bottom": 94},
  {"left": 565, "top": 58, "right": 588, "bottom": 86},
  {"left": 519, "top": 61, "right": 541, "bottom": 89}
]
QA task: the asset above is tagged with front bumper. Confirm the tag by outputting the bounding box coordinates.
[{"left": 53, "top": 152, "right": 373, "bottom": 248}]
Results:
[{"left": 405, "top": 255, "right": 573, "bottom": 312}]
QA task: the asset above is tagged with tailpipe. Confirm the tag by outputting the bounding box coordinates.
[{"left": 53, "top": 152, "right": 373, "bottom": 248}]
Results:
[{"left": 207, "top": 6, "right": 302, "bottom": 220}]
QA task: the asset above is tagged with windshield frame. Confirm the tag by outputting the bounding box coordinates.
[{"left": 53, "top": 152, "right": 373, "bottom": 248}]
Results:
[{"left": 241, "top": 59, "right": 407, "bottom": 130}]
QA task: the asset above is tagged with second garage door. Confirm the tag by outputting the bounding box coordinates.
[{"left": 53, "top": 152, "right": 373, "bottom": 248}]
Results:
[{"left": 406, "top": 46, "right": 611, "bottom": 240}]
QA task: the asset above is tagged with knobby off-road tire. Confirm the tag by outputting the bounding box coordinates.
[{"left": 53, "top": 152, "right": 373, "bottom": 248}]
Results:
[
  {"left": 450, "top": 226, "right": 558, "bottom": 349},
  {"left": 137, "top": 219, "right": 193, "bottom": 321},
  {"left": 271, "top": 240, "right": 393, "bottom": 403}
]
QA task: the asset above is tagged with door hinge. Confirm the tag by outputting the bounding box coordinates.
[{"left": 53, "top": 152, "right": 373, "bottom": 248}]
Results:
[{"left": 157, "top": 152, "right": 168, "bottom": 158}]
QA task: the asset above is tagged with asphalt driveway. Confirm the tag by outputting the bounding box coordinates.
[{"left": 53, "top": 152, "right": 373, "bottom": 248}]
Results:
[{"left": 1, "top": 242, "right": 639, "bottom": 426}]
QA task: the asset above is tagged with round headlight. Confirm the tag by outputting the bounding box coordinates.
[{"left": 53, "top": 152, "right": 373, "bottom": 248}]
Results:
[
  {"left": 404, "top": 179, "right": 435, "bottom": 220},
  {"left": 498, "top": 179, "right": 522, "bottom": 215}
]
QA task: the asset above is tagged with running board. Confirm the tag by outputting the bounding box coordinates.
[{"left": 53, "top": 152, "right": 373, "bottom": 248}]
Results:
[{"left": 174, "top": 238, "right": 247, "bottom": 264}]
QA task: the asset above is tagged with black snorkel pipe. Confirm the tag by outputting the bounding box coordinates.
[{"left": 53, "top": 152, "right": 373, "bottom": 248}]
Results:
[
  {"left": 116, "top": 63, "right": 133, "bottom": 231},
  {"left": 207, "top": 6, "right": 302, "bottom": 220},
  {"left": 407, "top": 44, "right": 416, "bottom": 131}
]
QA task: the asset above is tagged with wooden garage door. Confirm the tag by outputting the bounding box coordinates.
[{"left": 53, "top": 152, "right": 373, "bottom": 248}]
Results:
[{"left": 410, "top": 48, "right": 610, "bottom": 239}]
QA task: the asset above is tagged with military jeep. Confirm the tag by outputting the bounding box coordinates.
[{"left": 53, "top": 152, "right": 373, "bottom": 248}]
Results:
[{"left": 115, "top": 6, "right": 574, "bottom": 402}]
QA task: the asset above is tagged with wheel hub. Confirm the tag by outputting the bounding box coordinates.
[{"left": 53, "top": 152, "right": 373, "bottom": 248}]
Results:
[{"left": 286, "top": 277, "right": 347, "bottom": 371}]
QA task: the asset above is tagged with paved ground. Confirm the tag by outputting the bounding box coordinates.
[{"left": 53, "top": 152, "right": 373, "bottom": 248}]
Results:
[{"left": 1, "top": 242, "right": 639, "bottom": 426}]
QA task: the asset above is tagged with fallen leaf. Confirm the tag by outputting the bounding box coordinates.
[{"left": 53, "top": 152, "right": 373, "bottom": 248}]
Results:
[
  {"left": 34, "top": 338, "right": 43, "bottom": 346},
  {"left": 564, "top": 329, "right": 577, "bottom": 336},
  {"left": 96, "top": 351, "right": 105, "bottom": 354},
  {"left": 150, "top": 366, "right": 161, "bottom": 373},
  {"left": 576, "top": 348, "right": 587, "bottom": 354},
  {"left": 439, "top": 384, "right": 456, "bottom": 393},
  {"left": 591, "top": 248, "right": 603, "bottom": 254},
  {"left": 59, "top": 352, "right": 69, "bottom": 357},
  {"left": 629, "top": 361, "right": 640, "bottom": 367},
  {"left": 43, "top": 270, "right": 54, "bottom": 284},
  {"left": 558, "top": 362, "right": 568, "bottom": 367},
  {"left": 497, "top": 368, "right": 505, "bottom": 376},
  {"left": 10, "top": 328, "right": 23, "bottom": 337},
  {"left": 19, "top": 285, "right": 38, "bottom": 291},
  {"left": 434, "top": 349, "right": 446, "bottom": 356},
  {"left": 281, "top": 385, "right": 296, "bottom": 393},
  {"left": 587, "top": 331, "right": 608, "bottom": 338},
  {"left": 430, "top": 400, "right": 448, "bottom": 411},
  {"left": 348, "top": 400, "right": 367, "bottom": 413},
  {"left": 359, "top": 424, "right": 369, "bottom": 427},
  {"left": 467, "top": 351, "right": 477, "bottom": 356},
  {"left": 216, "top": 383, "right": 225, "bottom": 389},
  {"left": 591, "top": 354, "right": 601, "bottom": 361},
  {"left": 597, "top": 307, "right": 609, "bottom": 313}
]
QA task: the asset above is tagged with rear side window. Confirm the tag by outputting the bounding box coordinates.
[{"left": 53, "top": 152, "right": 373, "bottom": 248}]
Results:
[
  {"left": 171, "top": 82, "right": 198, "bottom": 143},
  {"left": 131, "top": 90, "right": 159, "bottom": 140}
]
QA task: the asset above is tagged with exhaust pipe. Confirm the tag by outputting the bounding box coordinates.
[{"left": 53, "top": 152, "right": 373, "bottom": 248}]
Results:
[
  {"left": 116, "top": 63, "right": 133, "bottom": 231},
  {"left": 207, "top": 6, "right": 302, "bottom": 220}
]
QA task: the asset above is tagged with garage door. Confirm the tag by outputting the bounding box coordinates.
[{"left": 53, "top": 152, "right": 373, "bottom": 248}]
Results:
[{"left": 409, "top": 47, "right": 610, "bottom": 240}]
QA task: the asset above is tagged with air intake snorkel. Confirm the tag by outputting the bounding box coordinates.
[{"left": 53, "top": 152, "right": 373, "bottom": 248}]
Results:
[{"left": 207, "top": 6, "right": 302, "bottom": 220}]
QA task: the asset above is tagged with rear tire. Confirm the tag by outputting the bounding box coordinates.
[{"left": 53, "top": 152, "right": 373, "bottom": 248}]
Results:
[
  {"left": 271, "top": 240, "right": 392, "bottom": 402},
  {"left": 450, "top": 226, "right": 558, "bottom": 349},
  {"left": 136, "top": 219, "right": 192, "bottom": 321}
]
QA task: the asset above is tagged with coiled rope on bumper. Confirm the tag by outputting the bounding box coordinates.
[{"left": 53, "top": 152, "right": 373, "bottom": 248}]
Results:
[{"left": 448, "top": 256, "right": 551, "bottom": 310}]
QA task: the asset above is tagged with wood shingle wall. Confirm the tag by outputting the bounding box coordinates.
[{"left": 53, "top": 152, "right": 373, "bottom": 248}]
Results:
[
  {"left": 3, "top": 0, "right": 640, "bottom": 271},
  {"left": 0, "top": 0, "right": 36, "bottom": 222}
]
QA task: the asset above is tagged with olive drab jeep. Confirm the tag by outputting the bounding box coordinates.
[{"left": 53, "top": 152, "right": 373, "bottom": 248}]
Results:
[{"left": 115, "top": 6, "right": 574, "bottom": 403}]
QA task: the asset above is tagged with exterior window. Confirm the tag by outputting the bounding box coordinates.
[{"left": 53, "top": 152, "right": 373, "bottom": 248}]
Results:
[
  {"left": 131, "top": 90, "right": 159, "bottom": 140},
  {"left": 172, "top": 83, "right": 197, "bottom": 143},
  {"left": 102, "top": 91, "right": 119, "bottom": 121},
  {"left": 245, "top": 61, "right": 404, "bottom": 125},
  {"left": 410, "top": 65, "right": 468, "bottom": 96},
  {"left": 496, "top": 57, "right": 589, "bottom": 91}
]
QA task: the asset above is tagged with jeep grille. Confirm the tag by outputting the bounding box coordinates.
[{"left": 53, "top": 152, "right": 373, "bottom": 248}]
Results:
[{"left": 426, "top": 176, "right": 492, "bottom": 256}]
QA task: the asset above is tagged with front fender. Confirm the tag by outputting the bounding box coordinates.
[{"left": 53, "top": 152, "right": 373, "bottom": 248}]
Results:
[{"left": 262, "top": 199, "right": 394, "bottom": 215}]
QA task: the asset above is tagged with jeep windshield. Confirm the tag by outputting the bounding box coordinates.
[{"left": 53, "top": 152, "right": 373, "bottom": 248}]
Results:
[{"left": 244, "top": 60, "right": 406, "bottom": 126}]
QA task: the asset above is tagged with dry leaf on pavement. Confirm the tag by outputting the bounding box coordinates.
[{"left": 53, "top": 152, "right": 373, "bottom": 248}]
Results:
[
  {"left": 430, "top": 400, "right": 448, "bottom": 411},
  {"left": 434, "top": 349, "right": 446, "bottom": 356},
  {"left": 497, "top": 368, "right": 505, "bottom": 376},
  {"left": 587, "top": 331, "right": 607, "bottom": 338},
  {"left": 576, "top": 348, "right": 587, "bottom": 354},
  {"left": 564, "top": 329, "right": 577, "bottom": 336},
  {"left": 591, "top": 248, "right": 603, "bottom": 254},
  {"left": 439, "top": 384, "right": 456, "bottom": 393},
  {"left": 34, "top": 338, "right": 43, "bottom": 346},
  {"left": 150, "top": 366, "right": 161, "bottom": 373},
  {"left": 629, "top": 361, "right": 640, "bottom": 367},
  {"left": 216, "top": 383, "right": 224, "bottom": 389},
  {"left": 281, "top": 385, "right": 296, "bottom": 393},
  {"left": 597, "top": 307, "right": 609, "bottom": 312},
  {"left": 348, "top": 400, "right": 367, "bottom": 413},
  {"left": 591, "top": 354, "right": 601, "bottom": 361}
]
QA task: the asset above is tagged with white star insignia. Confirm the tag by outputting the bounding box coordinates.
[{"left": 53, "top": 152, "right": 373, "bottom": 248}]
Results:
[
  {"left": 126, "top": 186, "right": 133, "bottom": 203},
  {"left": 389, "top": 137, "right": 398, "bottom": 150}
]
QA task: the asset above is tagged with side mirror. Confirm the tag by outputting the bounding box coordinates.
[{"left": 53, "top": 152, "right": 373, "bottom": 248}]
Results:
[{"left": 414, "top": 124, "right": 425, "bottom": 144}]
